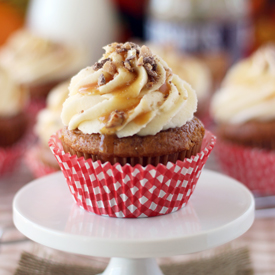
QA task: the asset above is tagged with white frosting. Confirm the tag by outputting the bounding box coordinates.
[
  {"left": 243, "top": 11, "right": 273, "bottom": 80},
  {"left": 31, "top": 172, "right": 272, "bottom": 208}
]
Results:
[
  {"left": 35, "top": 81, "right": 69, "bottom": 146},
  {"left": 211, "top": 44, "right": 275, "bottom": 124},
  {"left": 149, "top": 46, "right": 211, "bottom": 100},
  {"left": 0, "top": 66, "right": 28, "bottom": 116},
  {"left": 61, "top": 43, "right": 197, "bottom": 137},
  {"left": 0, "top": 29, "right": 89, "bottom": 85}
]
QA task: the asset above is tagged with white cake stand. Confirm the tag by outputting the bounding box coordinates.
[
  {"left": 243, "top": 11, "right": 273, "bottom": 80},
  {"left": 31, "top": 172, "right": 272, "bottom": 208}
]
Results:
[{"left": 13, "top": 170, "right": 254, "bottom": 275}]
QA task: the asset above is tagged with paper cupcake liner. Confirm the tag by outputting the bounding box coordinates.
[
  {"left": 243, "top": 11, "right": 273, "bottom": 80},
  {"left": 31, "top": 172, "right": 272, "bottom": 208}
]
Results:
[
  {"left": 25, "top": 145, "right": 59, "bottom": 178},
  {"left": 27, "top": 99, "right": 46, "bottom": 118},
  {"left": 214, "top": 139, "right": 275, "bottom": 195},
  {"left": 49, "top": 130, "right": 216, "bottom": 218},
  {"left": 0, "top": 129, "right": 36, "bottom": 175}
]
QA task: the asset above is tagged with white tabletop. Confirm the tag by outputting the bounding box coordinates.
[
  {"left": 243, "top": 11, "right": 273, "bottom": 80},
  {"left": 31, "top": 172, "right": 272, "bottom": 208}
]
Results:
[{"left": 13, "top": 169, "right": 254, "bottom": 258}]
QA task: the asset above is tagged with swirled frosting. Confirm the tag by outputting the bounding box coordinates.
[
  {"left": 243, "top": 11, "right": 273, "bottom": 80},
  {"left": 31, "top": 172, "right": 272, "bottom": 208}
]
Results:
[
  {"left": 0, "top": 65, "right": 28, "bottom": 116},
  {"left": 35, "top": 81, "right": 69, "bottom": 146},
  {"left": 149, "top": 46, "right": 211, "bottom": 100},
  {"left": 0, "top": 29, "right": 89, "bottom": 85},
  {"left": 61, "top": 42, "right": 197, "bottom": 137},
  {"left": 211, "top": 44, "right": 275, "bottom": 124}
]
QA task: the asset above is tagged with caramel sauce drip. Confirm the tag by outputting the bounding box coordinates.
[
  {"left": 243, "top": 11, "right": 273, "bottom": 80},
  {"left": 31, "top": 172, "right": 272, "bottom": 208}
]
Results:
[
  {"left": 99, "top": 134, "right": 115, "bottom": 156},
  {"left": 132, "top": 111, "right": 152, "bottom": 125},
  {"left": 159, "top": 80, "right": 171, "bottom": 97},
  {"left": 78, "top": 73, "right": 114, "bottom": 94}
]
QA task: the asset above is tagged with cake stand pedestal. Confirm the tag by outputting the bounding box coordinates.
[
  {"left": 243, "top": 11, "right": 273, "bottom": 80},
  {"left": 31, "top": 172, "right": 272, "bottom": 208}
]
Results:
[{"left": 13, "top": 170, "right": 254, "bottom": 275}]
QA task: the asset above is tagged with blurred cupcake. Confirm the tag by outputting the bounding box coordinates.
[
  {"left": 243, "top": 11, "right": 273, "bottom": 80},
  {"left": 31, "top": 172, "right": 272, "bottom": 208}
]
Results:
[
  {"left": 0, "top": 29, "right": 88, "bottom": 102},
  {"left": 0, "top": 65, "right": 28, "bottom": 147},
  {"left": 211, "top": 44, "right": 275, "bottom": 194},
  {"left": 26, "top": 81, "right": 69, "bottom": 178},
  {"left": 149, "top": 46, "right": 212, "bottom": 121},
  {"left": 49, "top": 42, "right": 215, "bottom": 218},
  {"left": 0, "top": 65, "right": 29, "bottom": 174}
]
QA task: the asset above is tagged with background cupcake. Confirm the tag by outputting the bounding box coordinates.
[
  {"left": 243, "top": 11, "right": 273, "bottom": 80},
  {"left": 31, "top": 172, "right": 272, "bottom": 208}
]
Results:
[
  {"left": 49, "top": 42, "right": 215, "bottom": 218},
  {"left": 211, "top": 44, "right": 275, "bottom": 194},
  {"left": 0, "top": 65, "right": 29, "bottom": 174},
  {"left": 0, "top": 29, "right": 89, "bottom": 107},
  {"left": 0, "top": 65, "right": 28, "bottom": 147},
  {"left": 25, "top": 80, "right": 69, "bottom": 178}
]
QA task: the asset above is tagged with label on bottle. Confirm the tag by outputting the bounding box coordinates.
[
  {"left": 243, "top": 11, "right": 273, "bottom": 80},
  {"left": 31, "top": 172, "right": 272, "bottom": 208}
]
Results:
[{"left": 145, "top": 18, "right": 253, "bottom": 62}]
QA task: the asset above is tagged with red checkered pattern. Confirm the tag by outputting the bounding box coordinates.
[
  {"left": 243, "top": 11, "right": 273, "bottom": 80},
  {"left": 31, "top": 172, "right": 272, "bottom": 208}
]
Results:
[
  {"left": 0, "top": 131, "right": 35, "bottom": 175},
  {"left": 49, "top": 130, "right": 216, "bottom": 218},
  {"left": 215, "top": 140, "right": 275, "bottom": 195},
  {"left": 25, "top": 146, "right": 59, "bottom": 178},
  {"left": 28, "top": 99, "right": 46, "bottom": 116}
]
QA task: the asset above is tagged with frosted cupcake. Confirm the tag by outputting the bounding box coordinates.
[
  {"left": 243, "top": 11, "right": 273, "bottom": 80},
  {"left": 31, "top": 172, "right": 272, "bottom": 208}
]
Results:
[
  {"left": 0, "top": 65, "right": 29, "bottom": 174},
  {"left": 49, "top": 42, "right": 215, "bottom": 217},
  {"left": 26, "top": 81, "right": 69, "bottom": 177},
  {"left": 211, "top": 44, "right": 275, "bottom": 193},
  {"left": 0, "top": 29, "right": 88, "bottom": 100},
  {"left": 0, "top": 65, "right": 28, "bottom": 147}
]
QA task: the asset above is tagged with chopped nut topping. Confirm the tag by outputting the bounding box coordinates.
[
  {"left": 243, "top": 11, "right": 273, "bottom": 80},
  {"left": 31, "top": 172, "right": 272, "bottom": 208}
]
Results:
[
  {"left": 140, "top": 45, "right": 152, "bottom": 58},
  {"left": 137, "top": 56, "right": 144, "bottom": 66},
  {"left": 102, "top": 60, "right": 116, "bottom": 75},
  {"left": 92, "top": 58, "right": 111, "bottom": 71},
  {"left": 115, "top": 46, "right": 128, "bottom": 54},
  {"left": 98, "top": 74, "right": 106, "bottom": 86},
  {"left": 105, "top": 110, "right": 126, "bottom": 128},
  {"left": 146, "top": 82, "right": 154, "bottom": 88},
  {"left": 144, "top": 63, "right": 152, "bottom": 71},
  {"left": 124, "top": 60, "right": 134, "bottom": 72},
  {"left": 124, "top": 42, "right": 132, "bottom": 50},
  {"left": 126, "top": 55, "right": 135, "bottom": 61}
]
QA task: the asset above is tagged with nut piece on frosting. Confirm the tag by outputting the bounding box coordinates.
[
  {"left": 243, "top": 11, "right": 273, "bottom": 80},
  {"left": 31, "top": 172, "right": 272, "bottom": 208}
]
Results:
[{"left": 61, "top": 42, "right": 197, "bottom": 138}]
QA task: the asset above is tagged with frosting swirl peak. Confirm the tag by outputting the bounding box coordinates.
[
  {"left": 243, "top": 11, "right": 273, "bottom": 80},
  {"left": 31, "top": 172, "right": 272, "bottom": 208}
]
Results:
[
  {"left": 211, "top": 44, "right": 275, "bottom": 124},
  {"left": 61, "top": 42, "right": 197, "bottom": 137},
  {"left": 0, "top": 65, "right": 28, "bottom": 116}
]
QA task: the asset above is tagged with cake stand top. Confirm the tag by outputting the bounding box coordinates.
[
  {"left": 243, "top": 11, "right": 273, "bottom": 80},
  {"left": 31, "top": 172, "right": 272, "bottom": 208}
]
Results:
[{"left": 13, "top": 170, "right": 254, "bottom": 258}]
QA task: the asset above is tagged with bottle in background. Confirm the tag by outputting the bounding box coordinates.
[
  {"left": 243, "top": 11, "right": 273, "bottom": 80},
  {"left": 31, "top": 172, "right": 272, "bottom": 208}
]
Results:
[
  {"left": 145, "top": 0, "right": 253, "bottom": 87},
  {"left": 26, "top": 0, "right": 119, "bottom": 63}
]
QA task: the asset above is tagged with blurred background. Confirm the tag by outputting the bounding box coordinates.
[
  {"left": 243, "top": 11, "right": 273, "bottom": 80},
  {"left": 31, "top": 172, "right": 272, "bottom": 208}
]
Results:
[
  {"left": 1, "top": 0, "right": 275, "bottom": 72},
  {"left": 1, "top": 1, "right": 275, "bottom": 274}
]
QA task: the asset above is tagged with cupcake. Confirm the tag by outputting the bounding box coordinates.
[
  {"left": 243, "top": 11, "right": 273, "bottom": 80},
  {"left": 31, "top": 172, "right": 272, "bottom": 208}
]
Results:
[
  {"left": 49, "top": 42, "right": 215, "bottom": 217},
  {"left": 149, "top": 46, "right": 212, "bottom": 121},
  {"left": 211, "top": 44, "right": 275, "bottom": 193},
  {"left": 0, "top": 65, "right": 29, "bottom": 174},
  {"left": 26, "top": 81, "right": 69, "bottom": 177},
  {"left": 0, "top": 65, "right": 28, "bottom": 147},
  {"left": 0, "top": 29, "right": 88, "bottom": 101}
]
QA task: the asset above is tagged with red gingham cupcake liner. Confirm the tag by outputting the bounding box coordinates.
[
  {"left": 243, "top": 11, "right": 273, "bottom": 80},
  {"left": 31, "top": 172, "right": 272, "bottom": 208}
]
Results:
[
  {"left": 49, "top": 130, "right": 216, "bottom": 218},
  {"left": 214, "top": 139, "right": 275, "bottom": 195},
  {"left": 0, "top": 130, "right": 36, "bottom": 175},
  {"left": 27, "top": 99, "right": 46, "bottom": 118},
  {"left": 25, "top": 145, "right": 59, "bottom": 178}
]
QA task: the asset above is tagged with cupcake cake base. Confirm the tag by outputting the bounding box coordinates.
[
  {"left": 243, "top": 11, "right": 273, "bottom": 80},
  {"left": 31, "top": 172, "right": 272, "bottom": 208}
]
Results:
[{"left": 49, "top": 130, "right": 215, "bottom": 218}]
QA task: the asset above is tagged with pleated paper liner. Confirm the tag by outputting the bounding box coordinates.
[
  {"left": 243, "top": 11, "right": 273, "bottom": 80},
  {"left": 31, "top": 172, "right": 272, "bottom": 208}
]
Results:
[
  {"left": 214, "top": 139, "right": 275, "bottom": 195},
  {"left": 49, "top": 130, "right": 216, "bottom": 218},
  {"left": 0, "top": 129, "right": 36, "bottom": 175},
  {"left": 25, "top": 145, "right": 59, "bottom": 178}
]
